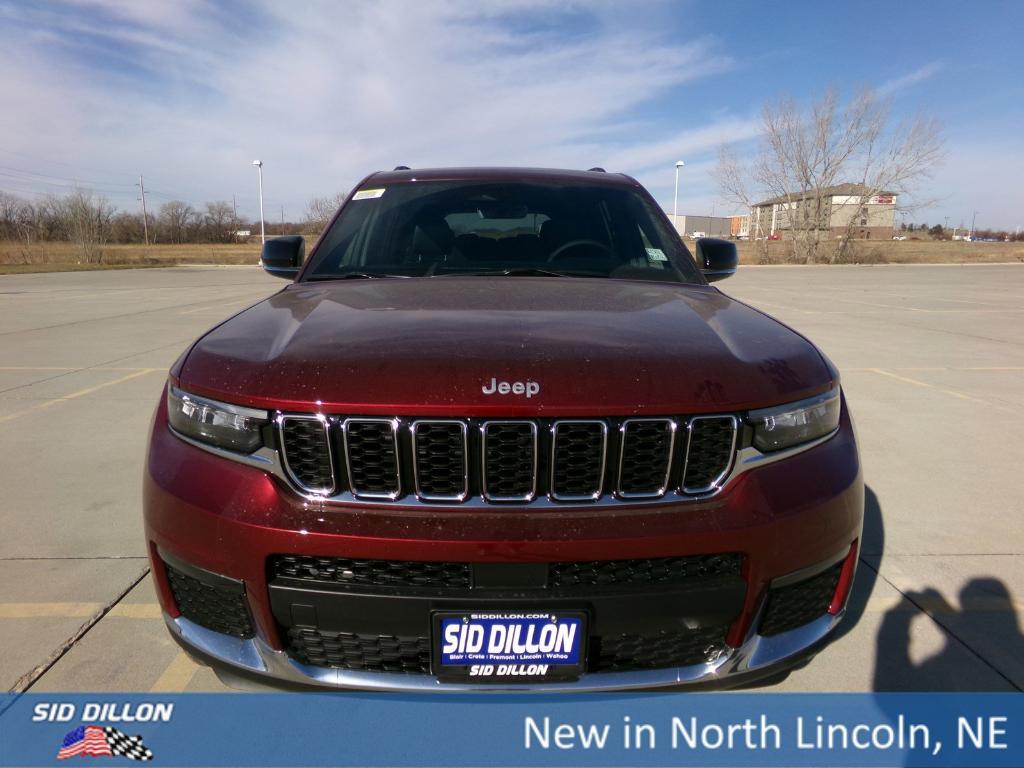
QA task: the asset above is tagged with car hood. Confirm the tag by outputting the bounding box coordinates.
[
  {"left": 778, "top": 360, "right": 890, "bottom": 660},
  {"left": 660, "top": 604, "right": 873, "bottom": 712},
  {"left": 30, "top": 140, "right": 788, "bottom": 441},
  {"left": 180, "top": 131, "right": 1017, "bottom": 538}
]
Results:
[{"left": 178, "top": 277, "right": 835, "bottom": 415}]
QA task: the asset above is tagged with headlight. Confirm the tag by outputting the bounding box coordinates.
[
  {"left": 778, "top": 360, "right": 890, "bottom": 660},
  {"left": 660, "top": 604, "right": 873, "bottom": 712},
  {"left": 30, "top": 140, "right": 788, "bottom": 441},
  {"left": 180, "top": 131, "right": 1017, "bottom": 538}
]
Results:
[
  {"left": 167, "top": 385, "right": 268, "bottom": 453},
  {"left": 747, "top": 387, "right": 841, "bottom": 452}
]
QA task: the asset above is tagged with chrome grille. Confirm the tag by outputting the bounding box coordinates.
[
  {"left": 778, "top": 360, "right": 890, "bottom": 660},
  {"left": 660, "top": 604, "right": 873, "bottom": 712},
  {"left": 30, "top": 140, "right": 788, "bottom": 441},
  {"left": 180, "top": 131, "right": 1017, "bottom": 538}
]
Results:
[
  {"left": 617, "top": 418, "right": 675, "bottom": 498},
  {"left": 683, "top": 416, "right": 738, "bottom": 493},
  {"left": 550, "top": 421, "right": 606, "bottom": 500},
  {"left": 279, "top": 416, "right": 335, "bottom": 493},
  {"left": 411, "top": 421, "right": 468, "bottom": 501},
  {"left": 277, "top": 414, "right": 738, "bottom": 505},
  {"left": 481, "top": 421, "right": 537, "bottom": 501},
  {"left": 343, "top": 419, "right": 400, "bottom": 499}
]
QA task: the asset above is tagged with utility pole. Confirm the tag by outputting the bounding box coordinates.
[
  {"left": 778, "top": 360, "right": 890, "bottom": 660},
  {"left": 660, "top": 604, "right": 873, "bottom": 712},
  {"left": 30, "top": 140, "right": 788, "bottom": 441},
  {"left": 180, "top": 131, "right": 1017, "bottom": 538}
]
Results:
[
  {"left": 969, "top": 211, "right": 979, "bottom": 240},
  {"left": 280, "top": 205, "right": 284, "bottom": 225},
  {"left": 232, "top": 194, "right": 237, "bottom": 220},
  {"left": 137, "top": 175, "right": 150, "bottom": 246}
]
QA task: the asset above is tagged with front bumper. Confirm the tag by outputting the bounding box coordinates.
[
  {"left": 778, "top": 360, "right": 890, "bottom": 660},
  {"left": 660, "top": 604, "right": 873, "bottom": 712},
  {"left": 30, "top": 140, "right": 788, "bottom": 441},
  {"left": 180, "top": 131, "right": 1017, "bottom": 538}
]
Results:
[{"left": 144, "top": 394, "right": 863, "bottom": 691}]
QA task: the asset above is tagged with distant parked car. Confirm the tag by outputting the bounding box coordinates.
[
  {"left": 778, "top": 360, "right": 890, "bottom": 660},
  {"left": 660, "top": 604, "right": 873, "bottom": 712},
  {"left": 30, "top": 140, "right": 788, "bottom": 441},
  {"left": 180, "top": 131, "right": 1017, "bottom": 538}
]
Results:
[{"left": 690, "top": 231, "right": 706, "bottom": 240}]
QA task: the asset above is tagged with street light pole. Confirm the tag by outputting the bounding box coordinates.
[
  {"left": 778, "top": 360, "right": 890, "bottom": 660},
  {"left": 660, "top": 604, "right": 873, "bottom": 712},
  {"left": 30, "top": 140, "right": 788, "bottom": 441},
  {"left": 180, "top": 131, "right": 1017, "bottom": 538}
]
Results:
[
  {"left": 673, "top": 160, "right": 685, "bottom": 230},
  {"left": 253, "top": 160, "right": 265, "bottom": 244}
]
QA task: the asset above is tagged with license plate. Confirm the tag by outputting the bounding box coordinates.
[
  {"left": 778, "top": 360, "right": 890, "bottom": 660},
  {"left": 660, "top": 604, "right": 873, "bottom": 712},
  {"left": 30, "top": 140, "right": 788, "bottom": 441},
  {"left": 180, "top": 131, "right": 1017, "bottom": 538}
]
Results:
[{"left": 433, "top": 611, "right": 586, "bottom": 682}]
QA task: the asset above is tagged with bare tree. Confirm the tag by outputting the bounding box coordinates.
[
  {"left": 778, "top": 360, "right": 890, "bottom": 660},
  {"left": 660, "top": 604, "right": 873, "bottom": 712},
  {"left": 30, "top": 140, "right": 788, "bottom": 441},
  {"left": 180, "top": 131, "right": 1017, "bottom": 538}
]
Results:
[
  {"left": 60, "top": 189, "right": 114, "bottom": 262},
  {"left": 304, "top": 192, "right": 347, "bottom": 233},
  {"left": 157, "top": 200, "right": 196, "bottom": 244},
  {"left": 201, "top": 201, "right": 240, "bottom": 243},
  {"left": 716, "top": 87, "right": 944, "bottom": 263}
]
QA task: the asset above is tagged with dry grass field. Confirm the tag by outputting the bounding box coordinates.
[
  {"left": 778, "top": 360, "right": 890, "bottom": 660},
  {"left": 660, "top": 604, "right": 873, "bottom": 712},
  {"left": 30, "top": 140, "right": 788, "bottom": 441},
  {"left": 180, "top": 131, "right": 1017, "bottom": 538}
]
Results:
[{"left": 1, "top": 238, "right": 1022, "bottom": 274}]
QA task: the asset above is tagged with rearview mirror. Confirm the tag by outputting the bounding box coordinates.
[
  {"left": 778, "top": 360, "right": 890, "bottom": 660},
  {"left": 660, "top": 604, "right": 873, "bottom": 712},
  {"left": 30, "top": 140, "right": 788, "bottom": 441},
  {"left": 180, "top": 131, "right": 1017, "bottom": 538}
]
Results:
[
  {"left": 695, "top": 238, "right": 737, "bottom": 282},
  {"left": 261, "top": 236, "right": 305, "bottom": 280}
]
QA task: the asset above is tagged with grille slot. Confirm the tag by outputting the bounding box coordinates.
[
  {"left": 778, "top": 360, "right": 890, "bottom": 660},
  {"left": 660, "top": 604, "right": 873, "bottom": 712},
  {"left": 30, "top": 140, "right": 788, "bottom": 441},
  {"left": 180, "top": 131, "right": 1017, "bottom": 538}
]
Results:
[
  {"left": 164, "top": 562, "right": 254, "bottom": 639},
  {"left": 271, "top": 555, "right": 472, "bottom": 589},
  {"left": 411, "top": 421, "right": 468, "bottom": 501},
  {"left": 343, "top": 419, "right": 400, "bottom": 499},
  {"left": 482, "top": 421, "right": 537, "bottom": 501},
  {"left": 550, "top": 554, "right": 742, "bottom": 589},
  {"left": 279, "top": 416, "right": 335, "bottom": 493},
  {"left": 550, "top": 420, "right": 607, "bottom": 500},
  {"left": 617, "top": 418, "right": 675, "bottom": 497},
  {"left": 759, "top": 561, "right": 843, "bottom": 637},
  {"left": 286, "top": 627, "right": 431, "bottom": 674},
  {"left": 683, "top": 416, "right": 738, "bottom": 493}
]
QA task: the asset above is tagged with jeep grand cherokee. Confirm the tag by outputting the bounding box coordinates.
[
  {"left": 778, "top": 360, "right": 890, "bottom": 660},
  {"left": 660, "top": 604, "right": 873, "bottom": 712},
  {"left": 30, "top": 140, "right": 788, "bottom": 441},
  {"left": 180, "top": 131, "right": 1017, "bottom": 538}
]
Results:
[{"left": 144, "top": 166, "right": 862, "bottom": 690}]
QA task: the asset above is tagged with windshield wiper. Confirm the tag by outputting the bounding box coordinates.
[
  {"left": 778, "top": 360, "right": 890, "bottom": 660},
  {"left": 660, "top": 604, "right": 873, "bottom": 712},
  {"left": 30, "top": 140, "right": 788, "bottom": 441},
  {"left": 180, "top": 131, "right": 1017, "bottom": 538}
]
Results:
[{"left": 307, "top": 272, "right": 409, "bottom": 280}]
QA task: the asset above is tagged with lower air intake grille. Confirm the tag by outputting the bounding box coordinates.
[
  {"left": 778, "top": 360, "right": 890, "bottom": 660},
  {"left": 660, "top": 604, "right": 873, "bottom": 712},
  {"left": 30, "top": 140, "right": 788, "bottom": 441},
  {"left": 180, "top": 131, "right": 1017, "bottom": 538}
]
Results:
[
  {"left": 759, "top": 561, "right": 843, "bottom": 637},
  {"left": 271, "top": 555, "right": 472, "bottom": 589},
  {"left": 286, "top": 627, "right": 431, "bottom": 674},
  {"left": 550, "top": 554, "right": 742, "bottom": 589},
  {"left": 280, "top": 417, "right": 334, "bottom": 492},
  {"left": 683, "top": 416, "right": 737, "bottom": 492},
  {"left": 164, "top": 562, "right": 254, "bottom": 639},
  {"left": 591, "top": 626, "right": 729, "bottom": 671}
]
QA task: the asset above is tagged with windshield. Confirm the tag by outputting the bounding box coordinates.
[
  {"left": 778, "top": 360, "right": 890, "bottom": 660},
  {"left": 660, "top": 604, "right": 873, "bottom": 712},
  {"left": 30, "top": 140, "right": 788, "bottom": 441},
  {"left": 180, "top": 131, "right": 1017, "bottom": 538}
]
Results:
[{"left": 303, "top": 180, "right": 702, "bottom": 283}]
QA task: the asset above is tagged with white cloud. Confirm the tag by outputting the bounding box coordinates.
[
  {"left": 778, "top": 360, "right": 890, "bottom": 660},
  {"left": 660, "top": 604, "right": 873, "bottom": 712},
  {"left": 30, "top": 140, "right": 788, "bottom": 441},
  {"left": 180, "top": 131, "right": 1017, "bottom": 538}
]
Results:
[
  {"left": 877, "top": 61, "right": 943, "bottom": 97},
  {"left": 0, "top": 0, "right": 747, "bottom": 219}
]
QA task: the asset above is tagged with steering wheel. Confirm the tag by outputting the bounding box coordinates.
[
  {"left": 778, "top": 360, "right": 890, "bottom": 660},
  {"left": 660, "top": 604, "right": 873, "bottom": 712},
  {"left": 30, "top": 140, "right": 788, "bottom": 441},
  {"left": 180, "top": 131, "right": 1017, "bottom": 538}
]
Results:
[{"left": 547, "top": 239, "right": 615, "bottom": 263}]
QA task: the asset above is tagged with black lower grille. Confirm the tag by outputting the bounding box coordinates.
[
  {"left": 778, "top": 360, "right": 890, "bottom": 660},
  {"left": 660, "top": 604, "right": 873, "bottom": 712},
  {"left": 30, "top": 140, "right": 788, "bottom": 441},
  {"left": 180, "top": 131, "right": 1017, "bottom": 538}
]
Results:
[
  {"left": 284, "top": 626, "right": 730, "bottom": 674},
  {"left": 759, "top": 562, "right": 843, "bottom": 637},
  {"left": 286, "top": 627, "right": 431, "bottom": 674},
  {"left": 271, "top": 555, "right": 472, "bottom": 589},
  {"left": 269, "top": 554, "right": 739, "bottom": 592},
  {"left": 683, "top": 417, "right": 737, "bottom": 491},
  {"left": 165, "top": 562, "right": 254, "bottom": 639},
  {"left": 592, "top": 626, "right": 730, "bottom": 671},
  {"left": 550, "top": 554, "right": 742, "bottom": 589}
]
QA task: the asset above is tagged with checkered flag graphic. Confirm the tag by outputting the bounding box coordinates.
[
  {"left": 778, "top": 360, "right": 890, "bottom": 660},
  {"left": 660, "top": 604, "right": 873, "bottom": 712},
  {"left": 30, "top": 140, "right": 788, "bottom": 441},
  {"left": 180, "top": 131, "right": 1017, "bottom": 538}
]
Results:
[{"left": 104, "top": 727, "right": 154, "bottom": 761}]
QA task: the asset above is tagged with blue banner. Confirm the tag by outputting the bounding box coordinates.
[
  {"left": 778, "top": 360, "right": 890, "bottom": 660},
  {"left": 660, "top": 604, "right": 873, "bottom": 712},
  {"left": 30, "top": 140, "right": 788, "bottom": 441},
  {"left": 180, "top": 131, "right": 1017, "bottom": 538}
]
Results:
[{"left": 1, "top": 693, "right": 1020, "bottom": 767}]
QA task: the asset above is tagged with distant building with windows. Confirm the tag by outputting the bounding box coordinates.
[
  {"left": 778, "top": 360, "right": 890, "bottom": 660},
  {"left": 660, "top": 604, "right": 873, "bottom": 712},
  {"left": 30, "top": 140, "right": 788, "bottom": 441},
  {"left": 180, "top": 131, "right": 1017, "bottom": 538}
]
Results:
[
  {"left": 667, "top": 214, "right": 732, "bottom": 238},
  {"left": 750, "top": 184, "right": 896, "bottom": 240}
]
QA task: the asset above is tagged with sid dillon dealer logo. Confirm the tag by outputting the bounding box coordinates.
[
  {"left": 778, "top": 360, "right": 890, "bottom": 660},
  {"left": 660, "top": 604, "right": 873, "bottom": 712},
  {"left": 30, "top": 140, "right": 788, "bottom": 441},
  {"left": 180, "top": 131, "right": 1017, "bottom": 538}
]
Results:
[{"left": 56, "top": 726, "right": 153, "bottom": 761}]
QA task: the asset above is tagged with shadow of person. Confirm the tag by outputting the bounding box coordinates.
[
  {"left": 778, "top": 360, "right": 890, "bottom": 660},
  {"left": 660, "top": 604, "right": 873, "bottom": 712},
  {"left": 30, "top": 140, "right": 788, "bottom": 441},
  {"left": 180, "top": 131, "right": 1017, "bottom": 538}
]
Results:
[{"left": 872, "top": 578, "right": 1022, "bottom": 691}]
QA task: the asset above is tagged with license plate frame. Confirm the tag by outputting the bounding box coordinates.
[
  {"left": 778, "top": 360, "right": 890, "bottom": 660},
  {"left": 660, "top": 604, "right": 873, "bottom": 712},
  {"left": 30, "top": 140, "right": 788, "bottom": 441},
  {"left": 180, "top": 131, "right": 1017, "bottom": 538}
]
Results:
[{"left": 432, "top": 610, "right": 587, "bottom": 683}]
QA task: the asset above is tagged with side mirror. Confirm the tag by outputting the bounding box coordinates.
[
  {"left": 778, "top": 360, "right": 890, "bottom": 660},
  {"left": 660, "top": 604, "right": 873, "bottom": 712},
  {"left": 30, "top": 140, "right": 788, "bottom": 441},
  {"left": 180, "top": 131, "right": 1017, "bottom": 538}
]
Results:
[
  {"left": 695, "top": 237, "right": 737, "bottom": 282},
  {"left": 261, "top": 236, "right": 305, "bottom": 280}
]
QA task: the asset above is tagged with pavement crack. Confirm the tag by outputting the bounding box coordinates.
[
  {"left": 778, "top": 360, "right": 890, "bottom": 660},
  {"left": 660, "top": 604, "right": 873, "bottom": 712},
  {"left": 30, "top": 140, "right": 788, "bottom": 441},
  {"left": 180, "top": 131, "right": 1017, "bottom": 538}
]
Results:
[{"left": 9, "top": 565, "right": 151, "bottom": 693}]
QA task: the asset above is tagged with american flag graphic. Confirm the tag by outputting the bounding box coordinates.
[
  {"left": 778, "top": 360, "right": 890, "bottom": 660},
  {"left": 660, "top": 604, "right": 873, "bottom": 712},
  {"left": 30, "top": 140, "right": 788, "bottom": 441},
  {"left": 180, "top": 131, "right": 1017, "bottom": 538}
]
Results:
[{"left": 57, "top": 725, "right": 153, "bottom": 761}]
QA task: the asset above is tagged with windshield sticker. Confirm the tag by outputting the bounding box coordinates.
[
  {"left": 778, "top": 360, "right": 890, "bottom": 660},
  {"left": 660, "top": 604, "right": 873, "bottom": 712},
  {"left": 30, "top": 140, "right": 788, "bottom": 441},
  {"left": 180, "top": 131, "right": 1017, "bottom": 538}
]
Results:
[
  {"left": 646, "top": 247, "right": 667, "bottom": 262},
  {"left": 352, "top": 188, "right": 386, "bottom": 200}
]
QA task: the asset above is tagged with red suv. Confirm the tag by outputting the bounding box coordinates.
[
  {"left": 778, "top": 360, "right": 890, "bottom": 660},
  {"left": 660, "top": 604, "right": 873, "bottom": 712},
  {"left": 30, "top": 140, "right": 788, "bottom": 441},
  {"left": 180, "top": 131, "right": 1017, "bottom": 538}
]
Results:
[{"left": 144, "top": 167, "right": 862, "bottom": 690}]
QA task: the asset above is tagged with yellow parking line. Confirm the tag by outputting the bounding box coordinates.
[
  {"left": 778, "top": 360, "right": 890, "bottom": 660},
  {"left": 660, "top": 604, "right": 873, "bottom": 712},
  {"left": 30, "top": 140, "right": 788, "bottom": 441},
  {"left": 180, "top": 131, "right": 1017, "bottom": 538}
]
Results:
[
  {"left": 0, "top": 602, "right": 103, "bottom": 618},
  {"left": 0, "top": 369, "right": 161, "bottom": 424},
  {"left": 865, "top": 368, "right": 988, "bottom": 404},
  {"left": 150, "top": 652, "right": 199, "bottom": 692},
  {"left": 108, "top": 603, "right": 163, "bottom": 619}
]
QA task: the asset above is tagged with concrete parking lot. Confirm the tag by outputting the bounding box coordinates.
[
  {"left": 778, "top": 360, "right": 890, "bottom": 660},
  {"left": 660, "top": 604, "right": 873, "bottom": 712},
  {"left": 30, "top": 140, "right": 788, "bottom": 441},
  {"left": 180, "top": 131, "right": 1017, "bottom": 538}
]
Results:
[{"left": 1, "top": 263, "right": 1021, "bottom": 693}]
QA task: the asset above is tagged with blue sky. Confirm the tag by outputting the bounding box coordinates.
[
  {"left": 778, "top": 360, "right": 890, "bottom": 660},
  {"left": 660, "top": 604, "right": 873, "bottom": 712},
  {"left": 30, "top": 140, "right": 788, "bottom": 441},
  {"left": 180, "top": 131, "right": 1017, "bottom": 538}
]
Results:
[{"left": 0, "top": 0, "right": 1021, "bottom": 229}]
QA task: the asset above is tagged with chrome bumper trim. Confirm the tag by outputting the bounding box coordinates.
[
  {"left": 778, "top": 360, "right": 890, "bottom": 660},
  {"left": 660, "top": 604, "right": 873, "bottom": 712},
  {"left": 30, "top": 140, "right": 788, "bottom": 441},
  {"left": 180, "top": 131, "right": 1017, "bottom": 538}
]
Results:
[{"left": 165, "top": 609, "right": 842, "bottom": 692}]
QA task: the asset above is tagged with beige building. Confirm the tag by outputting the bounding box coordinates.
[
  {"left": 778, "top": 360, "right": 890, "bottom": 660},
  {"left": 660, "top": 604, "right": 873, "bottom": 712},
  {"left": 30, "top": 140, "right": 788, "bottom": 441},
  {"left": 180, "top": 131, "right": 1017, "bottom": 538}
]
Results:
[
  {"left": 667, "top": 214, "right": 732, "bottom": 238},
  {"left": 750, "top": 184, "right": 896, "bottom": 240}
]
